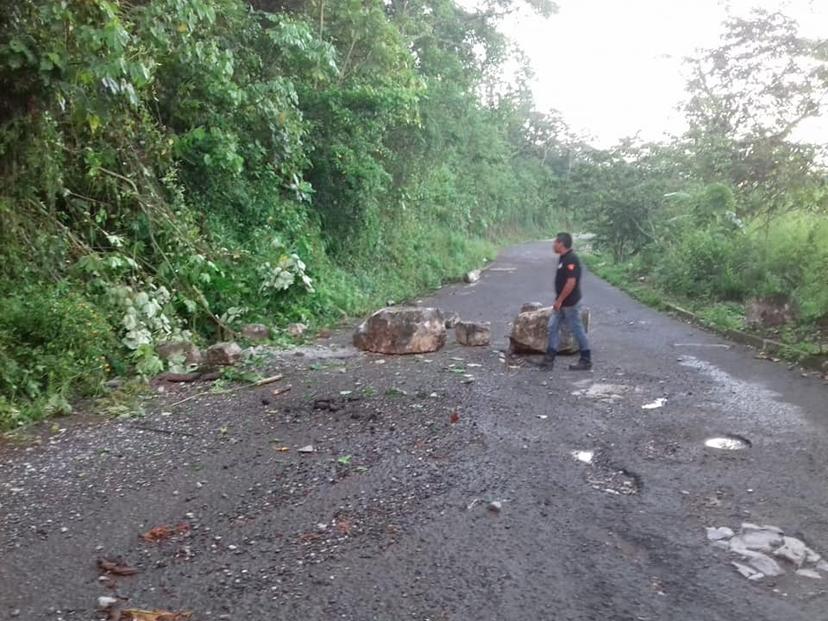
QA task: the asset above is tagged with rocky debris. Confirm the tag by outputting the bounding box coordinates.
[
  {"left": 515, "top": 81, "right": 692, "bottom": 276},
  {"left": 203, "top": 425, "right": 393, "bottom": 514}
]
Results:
[
  {"left": 745, "top": 294, "right": 798, "bottom": 328},
  {"left": 455, "top": 321, "right": 491, "bottom": 347},
  {"left": 740, "top": 549, "right": 785, "bottom": 577},
  {"left": 298, "top": 445, "right": 315, "bottom": 454},
  {"left": 709, "top": 523, "right": 827, "bottom": 581},
  {"left": 521, "top": 301, "right": 543, "bottom": 313},
  {"left": 508, "top": 306, "right": 590, "bottom": 355},
  {"left": 774, "top": 536, "right": 811, "bottom": 567},
  {"left": 156, "top": 340, "right": 202, "bottom": 367},
  {"left": 287, "top": 323, "right": 307, "bottom": 338},
  {"left": 443, "top": 312, "right": 461, "bottom": 329},
  {"left": 97, "top": 596, "right": 118, "bottom": 609},
  {"left": 729, "top": 529, "right": 783, "bottom": 554},
  {"left": 241, "top": 323, "right": 270, "bottom": 341},
  {"left": 464, "top": 270, "right": 481, "bottom": 284},
  {"left": 488, "top": 500, "right": 502, "bottom": 513},
  {"left": 732, "top": 562, "right": 764, "bottom": 581},
  {"left": 353, "top": 307, "right": 446, "bottom": 355},
  {"left": 796, "top": 568, "right": 823, "bottom": 580},
  {"left": 706, "top": 527, "right": 734, "bottom": 542},
  {"left": 205, "top": 342, "right": 242, "bottom": 366}
]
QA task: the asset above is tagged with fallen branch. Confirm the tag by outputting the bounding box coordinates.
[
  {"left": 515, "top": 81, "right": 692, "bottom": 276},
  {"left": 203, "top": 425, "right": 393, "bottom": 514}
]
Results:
[{"left": 169, "top": 374, "right": 284, "bottom": 407}]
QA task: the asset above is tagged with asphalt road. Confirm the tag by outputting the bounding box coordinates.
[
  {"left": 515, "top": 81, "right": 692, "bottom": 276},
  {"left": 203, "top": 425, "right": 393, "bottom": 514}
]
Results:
[{"left": 2, "top": 240, "right": 827, "bottom": 621}]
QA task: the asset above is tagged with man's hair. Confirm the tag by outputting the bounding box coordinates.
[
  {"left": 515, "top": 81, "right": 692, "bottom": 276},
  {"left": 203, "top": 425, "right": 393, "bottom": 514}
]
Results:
[{"left": 555, "top": 232, "right": 573, "bottom": 249}]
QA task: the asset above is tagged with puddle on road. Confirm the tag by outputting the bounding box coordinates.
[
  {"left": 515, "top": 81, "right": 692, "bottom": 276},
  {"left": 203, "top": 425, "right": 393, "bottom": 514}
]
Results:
[
  {"left": 571, "top": 450, "right": 594, "bottom": 464},
  {"left": 705, "top": 436, "right": 750, "bottom": 450},
  {"left": 678, "top": 355, "right": 806, "bottom": 432}
]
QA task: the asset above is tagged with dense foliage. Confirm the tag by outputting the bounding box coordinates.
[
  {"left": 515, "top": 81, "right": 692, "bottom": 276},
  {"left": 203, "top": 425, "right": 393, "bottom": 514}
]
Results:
[{"left": 0, "top": 0, "right": 560, "bottom": 427}]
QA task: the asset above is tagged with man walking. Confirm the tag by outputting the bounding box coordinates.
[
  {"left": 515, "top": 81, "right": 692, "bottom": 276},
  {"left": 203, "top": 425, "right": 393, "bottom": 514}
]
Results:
[{"left": 542, "top": 233, "right": 592, "bottom": 370}]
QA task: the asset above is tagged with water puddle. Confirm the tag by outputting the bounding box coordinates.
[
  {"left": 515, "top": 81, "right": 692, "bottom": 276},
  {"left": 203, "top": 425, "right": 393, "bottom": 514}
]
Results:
[{"left": 705, "top": 435, "right": 750, "bottom": 450}]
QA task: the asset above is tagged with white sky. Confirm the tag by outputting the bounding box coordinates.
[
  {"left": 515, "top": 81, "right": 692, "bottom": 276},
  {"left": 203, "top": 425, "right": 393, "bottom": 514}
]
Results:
[{"left": 483, "top": 0, "right": 828, "bottom": 147}]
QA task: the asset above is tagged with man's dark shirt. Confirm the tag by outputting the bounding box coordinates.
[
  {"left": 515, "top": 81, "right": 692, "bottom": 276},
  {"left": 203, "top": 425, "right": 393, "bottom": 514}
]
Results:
[{"left": 555, "top": 249, "right": 582, "bottom": 307}]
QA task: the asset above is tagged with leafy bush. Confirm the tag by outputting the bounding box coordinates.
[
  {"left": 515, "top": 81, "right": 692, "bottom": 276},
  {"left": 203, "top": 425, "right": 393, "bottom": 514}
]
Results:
[{"left": 0, "top": 285, "right": 121, "bottom": 427}]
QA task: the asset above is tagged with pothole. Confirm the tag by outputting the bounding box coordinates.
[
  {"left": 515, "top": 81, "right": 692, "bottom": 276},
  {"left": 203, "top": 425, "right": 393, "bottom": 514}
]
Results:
[{"left": 705, "top": 435, "right": 751, "bottom": 450}]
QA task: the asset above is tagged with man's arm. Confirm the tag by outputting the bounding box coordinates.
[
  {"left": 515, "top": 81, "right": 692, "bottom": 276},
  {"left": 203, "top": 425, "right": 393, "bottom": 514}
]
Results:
[{"left": 554, "top": 277, "right": 577, "bottom": 311}]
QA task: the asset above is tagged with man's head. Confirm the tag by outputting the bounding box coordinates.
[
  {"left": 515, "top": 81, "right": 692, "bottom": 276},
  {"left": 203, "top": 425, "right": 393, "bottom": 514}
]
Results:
[{"left": 553, "top": 232, "right": 573, "bottom": 255}]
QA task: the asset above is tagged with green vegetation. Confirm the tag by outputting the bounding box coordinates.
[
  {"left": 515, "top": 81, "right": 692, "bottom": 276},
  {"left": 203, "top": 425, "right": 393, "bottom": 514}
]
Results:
[
  {"left": 572, "top": 11, "right": 828, "bottom": 357},
  {"left": 1, "top": 3, "right": 825, "bottom": 428},
  {"left": 0, "top": 0, "right": 561, "bottom": 427}
]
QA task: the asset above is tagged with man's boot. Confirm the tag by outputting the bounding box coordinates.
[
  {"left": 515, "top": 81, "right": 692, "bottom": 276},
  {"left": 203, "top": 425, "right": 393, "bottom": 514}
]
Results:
[
  {"left": 569, "top": 350, "right": 592, "bottom": 371},
  {"left": 540, "top": 350, "right": 556, "bottom": 369}
]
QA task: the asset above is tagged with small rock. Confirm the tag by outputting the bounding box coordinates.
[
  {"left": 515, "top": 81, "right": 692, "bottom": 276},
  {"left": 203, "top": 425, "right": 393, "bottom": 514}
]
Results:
[
  {"left": 817, "top": 560, "right": 828, "bottom": 572},
  {"left": 443, "top": 312, "right": 461, "bottom": 329},
  {"left": 774, "top": 536, "right": 809, "bottom": 567},
  {"left": 706, "top": 526, "right": 734, "bottom": 542},
  {"left": 730, "top": 529, "right": 783, "bottom": 553},
  {"left": 205, "top": 342, "right": 242, "bottom": 366},
  {"left": 97, "top": 596, "right": 118, "bottom": 609},
  {"left": 739, "top": 550, "right": 786, "bottom": 577},
  {"left": 464, "top": 270, "right": 481, "bottom": 284},
  {"left": 242, "top": 324, "right": 270, "bottom": 341},
  {"left": 298, "top": 445, "right": 315, "bottom": 454},
  {"left": 795, "top": 569, "right": 822, "bottom": 580},
  {"left": 105, "top": 377, "right": 124, "bottom": 391},
  {"left": 745, "top": 294, "right": 798, "bottom": 329},
  {"left": 488, "top": 501, "right": 502, "bottom": 513},
  {"left": 521, "top": 302, "right": 543, "bottom": 313},
  {"left": 732, "top": 562, "right": 763, "bottom": 581},
  {"left": 156, "top": 340, "right": 203, "bottom": 366},
  {"left": 287, "top": 323, "right": 307, "bottom": 338},
  {"left": 455, "top": 321, "right": 491, "bottom": 347},
  {"left": 741, "top": 523, "right": 783, "bottom": 534}
]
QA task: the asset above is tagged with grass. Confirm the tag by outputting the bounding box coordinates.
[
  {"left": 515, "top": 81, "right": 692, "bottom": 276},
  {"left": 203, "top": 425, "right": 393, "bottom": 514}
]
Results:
[{"left": 583, "top": 252, "right": 824, "bottom": 364}]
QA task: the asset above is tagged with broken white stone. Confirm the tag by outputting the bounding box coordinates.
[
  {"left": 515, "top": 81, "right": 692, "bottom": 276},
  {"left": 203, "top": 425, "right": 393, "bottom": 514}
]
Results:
[
  {"left": 730, "top": 529, "right": 783, "bottom": 553},
  {"left": 571, "top": 450, "right": 594, "bottom": 464},
  {"left": 706, "top": 527, "right": 734, "bottom": 542},
  {"left": 795, "top": 569, "right": 822, "bottom": 580},
  {"left": 732, "top": 562, "right": 764, "bottom": 581},
  {"left": 738, "top": 550, "right": 786, "bottom": 577},
  {"left": 97, "top": 596, "right": 118, "bottom": 609},
  {"left": 298, "top": 445, "right": 315, "bottom": 454},
  {"left": 741, "top": 523, "right": 783, "bottom": 534},
  {"left": 774, "top": 536, "right": 809, "bottom": 567}
]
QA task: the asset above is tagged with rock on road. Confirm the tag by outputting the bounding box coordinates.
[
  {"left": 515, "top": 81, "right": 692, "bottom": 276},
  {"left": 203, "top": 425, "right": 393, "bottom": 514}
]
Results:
[{"left": 1, "top": 241, "right": 827, "bottom": 621}]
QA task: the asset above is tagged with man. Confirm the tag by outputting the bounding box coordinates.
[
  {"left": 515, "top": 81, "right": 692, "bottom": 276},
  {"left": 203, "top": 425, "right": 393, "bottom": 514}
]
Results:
[{"left": 542, "top": 232, "right": 592, "bottom": 370}]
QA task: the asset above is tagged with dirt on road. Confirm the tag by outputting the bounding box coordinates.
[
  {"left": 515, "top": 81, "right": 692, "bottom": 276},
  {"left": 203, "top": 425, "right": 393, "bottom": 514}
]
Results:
[{"left": 2, "top": 241, "right": 827, "bottom": 621}]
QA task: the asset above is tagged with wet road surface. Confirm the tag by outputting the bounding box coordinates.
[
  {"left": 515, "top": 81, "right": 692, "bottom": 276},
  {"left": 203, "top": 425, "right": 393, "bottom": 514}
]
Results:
[{"left": 1, "top": 240, "right": 827, "bottom": 620}]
